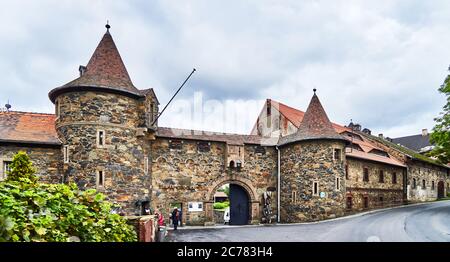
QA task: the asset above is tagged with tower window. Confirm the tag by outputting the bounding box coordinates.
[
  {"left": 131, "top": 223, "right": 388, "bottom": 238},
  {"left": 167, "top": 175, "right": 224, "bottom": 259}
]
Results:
[
  {"left": 291, "top": 191, "right": 297, "bottom": 203},
  {"left": 63, "top": 145, "right": 69, "bottom": 163},
  {"left": 333, "top": 148, "right": 342, "bottom": 162},
  {"left": 345, "top": 164, "right": 349, "bottom": 180},
  {"left": 312, "top": 181, "right": 319, "bottom": 196},
  {"left": 392, "top": 172, "right": 397, "bottom": 184},
  {"left": 97, "top": 170, "right": 105, "bottom": 188},
  {"left": 97, "top": 130, "right": 105, "bottom": 147},
  {"left": 2, "top": 161, "right": 12, "bottom": 180},
  {"left": 266, "top": 100, "right": 271, "bottom": 116},
  {"left": 379, "top": 170, "right": 384, "bottom": 183},
  {"left": 363, "top": 167, "right": 369, "bottom": 182},
  {"left": 335, "top": 177, "right": 340, "bottom": 190},
  {"left": 144, "top": 156, "right": 149, "bottom": 175},
  {"left": 55, "top": 99, "right": 60, "bottom": 119}
]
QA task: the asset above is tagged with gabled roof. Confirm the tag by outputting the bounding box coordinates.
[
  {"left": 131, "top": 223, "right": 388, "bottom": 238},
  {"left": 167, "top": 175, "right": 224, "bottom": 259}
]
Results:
[
  {"left": 278, "top": 91, "right": 347, "bottom": 146},
  {"left": 0, "top": 111, "right": 60, "bottom": 145},
  {"left": 49, "top": 27, "right": 144, "bottom": 103},
  {"left": 392, "top": 134, "right": 432, "bottom": 152},
  {"left": 271, "top": 99, "right": 348, "bottom": 133}
]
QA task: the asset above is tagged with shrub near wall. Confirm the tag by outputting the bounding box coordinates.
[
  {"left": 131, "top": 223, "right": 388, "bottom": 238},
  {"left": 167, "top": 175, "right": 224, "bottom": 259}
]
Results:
[{"left": 0, "top": 151, "right": 137, "bottom": 242}]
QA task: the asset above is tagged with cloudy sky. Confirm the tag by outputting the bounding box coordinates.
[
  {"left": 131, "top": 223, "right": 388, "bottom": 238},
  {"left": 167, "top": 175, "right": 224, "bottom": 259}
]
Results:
[{"left": 1, "top": 0, "right": 449, "bottom": 137}]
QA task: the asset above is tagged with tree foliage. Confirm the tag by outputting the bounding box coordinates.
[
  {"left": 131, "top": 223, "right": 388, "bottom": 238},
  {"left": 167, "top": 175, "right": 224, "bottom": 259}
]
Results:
[
  {"left": 0, "top": 151, "right": 137, "bottom": 242},
  {"left": 429, "top": 68, "right": 450, "bottom": 164}
]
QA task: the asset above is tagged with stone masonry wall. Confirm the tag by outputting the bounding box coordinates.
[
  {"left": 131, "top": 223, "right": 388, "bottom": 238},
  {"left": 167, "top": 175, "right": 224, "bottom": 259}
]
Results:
[
  {"left": 55, "top": 91, "right": 151, "bottom": 215},
  {"left": 0, "top": 144, "right": 62, "bottom": 183},
  {"left": 151, "top": 138, "right": 277, "bottom": 225},
  {"left": 407, "top": 160, "right": 449, "bottom": 202},
  {"left": 280, "top": 140, "right": 346, "bottom": 222},
  {"left": 345, "top": 157, "right": 405, "bottom": 211}
]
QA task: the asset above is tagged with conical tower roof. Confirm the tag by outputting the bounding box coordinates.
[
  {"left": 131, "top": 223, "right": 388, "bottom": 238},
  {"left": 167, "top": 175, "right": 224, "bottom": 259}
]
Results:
[
  {"left": 49, "top": 24, "right": 141, "bottom": 102},
  {"left": 278, "top": 90, "right": 347, "bottom": 146}
]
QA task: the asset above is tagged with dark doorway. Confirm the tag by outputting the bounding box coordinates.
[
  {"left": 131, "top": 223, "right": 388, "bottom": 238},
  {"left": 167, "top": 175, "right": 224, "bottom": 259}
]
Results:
[
  {"left": 438, "top": 181, "right": 445, "bottom": 199},
  {"left": 363, "top": 196, "right": 369, "bottom": 209},
  {"left": 229, "top": 184, "right": 249, "bottom": 225},
  {"left": 346, "top": 197, "right": 353, "bottom": 210}
]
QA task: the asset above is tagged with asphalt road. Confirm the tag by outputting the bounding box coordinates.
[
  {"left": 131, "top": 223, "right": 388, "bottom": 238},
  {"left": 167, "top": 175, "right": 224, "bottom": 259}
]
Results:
[{"left": 166, "top": 200, "right": 450, "bottom": 242}]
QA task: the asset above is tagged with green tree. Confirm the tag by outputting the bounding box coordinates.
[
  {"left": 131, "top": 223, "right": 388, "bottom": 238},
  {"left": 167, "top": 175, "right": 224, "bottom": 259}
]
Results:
[
  {"left": 5, "top": 151, "right": 37, "bottom": 183},
  {"left": 429, "top": 67, "right": 450, "bottom": 164},
  {"left": 0, "top": 152, "right": 137, "bottom": 242}
]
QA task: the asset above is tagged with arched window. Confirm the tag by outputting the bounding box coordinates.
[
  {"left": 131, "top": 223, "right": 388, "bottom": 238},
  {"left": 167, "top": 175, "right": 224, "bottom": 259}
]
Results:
[
  {"left": 413, "top": 178, "right": 417, "bottom": 189},
  {"left": 229, "top": 161, "right": 235, "bottom": 168},
  {"left": 431, "top": 181, "right": 435, "bottom": 190},
  {"left": 422, "top": 179, "right": 426, "bottom": 189}
]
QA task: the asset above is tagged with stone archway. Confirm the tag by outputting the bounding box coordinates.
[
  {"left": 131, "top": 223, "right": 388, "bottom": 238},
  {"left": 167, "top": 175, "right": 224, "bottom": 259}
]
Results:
[{"left": 204, "top": 177, "right": 260, "bottom": 226}]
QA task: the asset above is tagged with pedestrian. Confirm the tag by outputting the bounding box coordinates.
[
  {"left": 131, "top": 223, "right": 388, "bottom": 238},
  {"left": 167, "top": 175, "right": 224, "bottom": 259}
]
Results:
[
  {"left": 178, "top": 207, "right": 183, "bottom": 227},
  {"left": 171, "top": 207, "right": 179, "bottom": 230},
  {"left": 155, "top": 210, "right": 165, "bottom": 227}
]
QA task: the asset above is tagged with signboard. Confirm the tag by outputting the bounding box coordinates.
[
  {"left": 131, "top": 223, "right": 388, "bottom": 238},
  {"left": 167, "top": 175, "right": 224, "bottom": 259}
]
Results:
[{"left": 188, "top": 202, "right": 203, "bottom": 212}]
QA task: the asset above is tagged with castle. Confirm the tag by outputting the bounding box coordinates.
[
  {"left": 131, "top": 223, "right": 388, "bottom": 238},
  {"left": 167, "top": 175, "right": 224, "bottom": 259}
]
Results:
[{"left": 1, "top": 26, "right": 449, "bottom": 225}]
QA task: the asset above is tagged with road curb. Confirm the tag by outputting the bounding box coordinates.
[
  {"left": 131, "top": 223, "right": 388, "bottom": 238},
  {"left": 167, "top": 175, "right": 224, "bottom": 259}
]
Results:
[{"left": 168, "top": 200, "right": 450, "bottom": 231}]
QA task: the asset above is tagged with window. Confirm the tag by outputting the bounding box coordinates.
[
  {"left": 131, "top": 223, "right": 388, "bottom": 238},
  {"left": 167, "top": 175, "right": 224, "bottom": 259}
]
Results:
[
  {"left": 55, "top": 99, "right": 60, "bottom": 119},
  {"left": 431, "top": 181, "right": 435, "bottom": 191},
  {"left": 333, "top": 148, "right": 342, "bottom": 162},
  {"left": 97, "top": 170, "right": 105, "bottom": 188},
  {"left": 379, "top": 196, "right": 384, "bottom": 206},
  {"left": 149, "top": 103, "right": 154, "bottom": 124},
  {"left": 97, "top": 130, "right": 105, "bottom": 147},
  {"left": 229, "top": 161, "right": 235, "bottom": 168},
  {"left": 335, "top": 177, "right": 340, "bottom": 190},
  {"left": 2, "top": 161, "right": 12, "bottom": 180},
  {"left": 345, "top": 164, "right": 349, "bottom": 180},
  {"left": 63, "top": 145, "right": 69, "bottom": 163},
  {"left": 413, "top": 178, "right": 417, "bottom": 189},
  {"left": 144, "top": 156, "right": 149, "bottom": 175},
  {"left": 363, "top": 168, "right": 369, "bottom": 182},
  {"left": 169, "top": 140, "right": 182, "bottom": 150},
  {"left": 392, "top": 172, "right": 397, "bottom": 184},
  {"left": 312, "top": 181, "right": 319, "bottom": 196},
  {"left": 379, "top": 170, "right": 384, "bottom": 183},
  {"left": 197, "top": 142, "right": 211, "bottom": 152},
  {"left": 422, "top": 179, "right": 426, "bottom": 189},
  {"left": 291, "top": 191, "right": 297, "bottom": 203},
  {"left": 266, "top": 100, "right": 271, "bottom": 116},
  {"left": 255, "top": 146, "right": 266, "bottom": 154}
]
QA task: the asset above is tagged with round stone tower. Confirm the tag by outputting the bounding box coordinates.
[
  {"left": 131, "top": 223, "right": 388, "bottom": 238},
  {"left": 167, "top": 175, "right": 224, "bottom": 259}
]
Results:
[
  {"left": 278, "top": 90, "right": 348, "bottom": 222},
  {"left": 48, "top": 25, "right": 159, "bottom": 215}
]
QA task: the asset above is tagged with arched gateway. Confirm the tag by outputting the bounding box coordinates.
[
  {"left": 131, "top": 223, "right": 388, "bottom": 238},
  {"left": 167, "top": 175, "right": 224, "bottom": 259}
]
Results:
[{"left": 205, "top": 177, "right": 260, "bottom": 225}]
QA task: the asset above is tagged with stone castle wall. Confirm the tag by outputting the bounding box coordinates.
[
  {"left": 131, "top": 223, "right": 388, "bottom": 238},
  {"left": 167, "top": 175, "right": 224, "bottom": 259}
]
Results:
[
  {"left": 55, "top": 91, "right": 151, "bottom": 215},
  {"left": 345, "top": 157, "right": 405, "bottom": 210},
  {"left": 151, "top": 137, "right": 277, "bottom": 225},
  {"left": 407, "top": 160, "right": 449, "bottom": 202},
  {"left": 280, "top": 140, "right": 346, "bottom": 222},
  {"left": 0, "top": 144, "right": 62, "bottom": 183}
]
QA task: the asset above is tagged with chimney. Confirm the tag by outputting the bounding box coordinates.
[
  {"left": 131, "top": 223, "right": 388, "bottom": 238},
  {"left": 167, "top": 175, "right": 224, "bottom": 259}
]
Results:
[
  {"left": 79, "top": 65, "right": 87, "bottom": 77},
  {"left": 378, "top": 133, "right": 383, "bottom": 139},
  {"left": 422, "top": 129, "right": 428, "bottom": 136},
  {"left": 354, "top": 124, "right": 361, "bottom": 131}
]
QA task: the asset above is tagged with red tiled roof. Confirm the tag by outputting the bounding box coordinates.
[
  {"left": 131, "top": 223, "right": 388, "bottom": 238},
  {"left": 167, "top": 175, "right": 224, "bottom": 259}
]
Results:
[
  {"left": 278, "top": 93, "right": 347, "bottom": 145},
  {"left": 63, "top": 30, "right": 138, "bottom": 92},
  {"left": 157, "top": 127, "right": 278, "bottom": 146},
  {"left": 0, "top": 111, "right": 60, "bottom": 145},
  {"left": 49, "top": 28, "right": 143, "bottom": 102},
  {"left": 273, "top": 99, "right": 349, "bottom": 133}
]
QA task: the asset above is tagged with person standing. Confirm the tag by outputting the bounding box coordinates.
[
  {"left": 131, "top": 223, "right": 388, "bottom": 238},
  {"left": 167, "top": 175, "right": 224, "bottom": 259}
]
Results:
[{"left": 171, "top": 207, "right": 179, "bottom": 230}]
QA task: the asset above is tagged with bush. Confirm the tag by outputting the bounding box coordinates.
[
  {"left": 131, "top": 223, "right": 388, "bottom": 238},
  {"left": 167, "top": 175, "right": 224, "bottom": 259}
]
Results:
[
  {"left": 0, "top": 151, "right": 137, "bottom": 242},
  {"left": 213, "top": 201, "right": 230, "bottom": 210}
]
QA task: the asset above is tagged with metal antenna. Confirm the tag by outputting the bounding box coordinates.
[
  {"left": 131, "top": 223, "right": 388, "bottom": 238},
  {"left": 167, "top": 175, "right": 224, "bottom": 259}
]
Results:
[{"left": 151, "top": 68, "right": 196, "bottom": 126}]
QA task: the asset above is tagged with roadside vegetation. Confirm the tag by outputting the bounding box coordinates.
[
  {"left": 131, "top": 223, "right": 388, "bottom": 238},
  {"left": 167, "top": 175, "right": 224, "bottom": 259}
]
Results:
[{"left": 0, "top": 151, "right": 137, "bottom": 242}]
